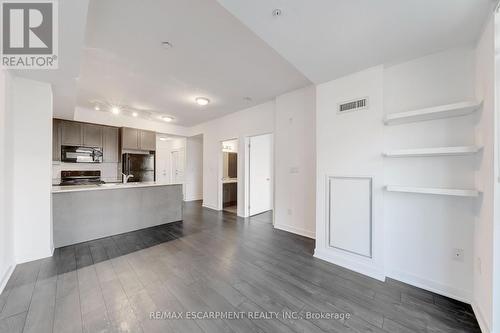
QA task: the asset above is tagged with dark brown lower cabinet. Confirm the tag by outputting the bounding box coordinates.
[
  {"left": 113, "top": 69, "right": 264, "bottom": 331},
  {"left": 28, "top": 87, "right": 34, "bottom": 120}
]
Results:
[{"left": 223, "top": 182, "right": 237, "bottom": 207}]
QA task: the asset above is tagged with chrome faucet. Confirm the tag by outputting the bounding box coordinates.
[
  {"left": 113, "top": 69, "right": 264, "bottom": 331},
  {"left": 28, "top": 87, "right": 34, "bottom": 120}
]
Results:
[{"left": 122, "top": 173, "right": 134, "bottom": 184}]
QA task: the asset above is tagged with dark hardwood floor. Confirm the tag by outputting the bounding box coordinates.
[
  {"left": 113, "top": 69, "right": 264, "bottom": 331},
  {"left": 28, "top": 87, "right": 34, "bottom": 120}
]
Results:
[{"left": 0, "top": 201, "right": 480, "bottom": 333}]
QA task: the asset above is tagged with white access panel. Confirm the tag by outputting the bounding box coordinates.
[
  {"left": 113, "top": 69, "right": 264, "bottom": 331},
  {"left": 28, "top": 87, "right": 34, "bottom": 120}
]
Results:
[{"left": 328, "top": 176, "right": 372, "bottom": 257}]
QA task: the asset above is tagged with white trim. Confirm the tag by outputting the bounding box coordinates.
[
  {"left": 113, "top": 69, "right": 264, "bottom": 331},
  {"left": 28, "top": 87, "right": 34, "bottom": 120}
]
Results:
[
  {"left": 471, "top": 301, "right": 491, "bottom": 333},
  {"left": 386, "top": 268, "right": 472, "bottom": 304},
  {"left": 327, "top": 176, "right": 373, "bottom": 258},
  {"left": 0, "top": 264, "right": 15, "bottom": 294},
  {"left": 314, "top": 248, "right": 386, "bottom": 281},
  {"left": 274, "top": 224, "right": 315, "bottom": 239}
]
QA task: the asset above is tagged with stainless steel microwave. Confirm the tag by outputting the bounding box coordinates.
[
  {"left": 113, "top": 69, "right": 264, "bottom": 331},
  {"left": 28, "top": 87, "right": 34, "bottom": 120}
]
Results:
[{"left": 61, "top": 146, "right": 103, "bottom": 163}]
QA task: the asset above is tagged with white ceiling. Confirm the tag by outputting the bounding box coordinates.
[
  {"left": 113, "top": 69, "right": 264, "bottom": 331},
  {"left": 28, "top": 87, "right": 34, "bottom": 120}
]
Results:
[
  {"left": 76, "top": 0, "right": 310, "bottom": 126},
  {"left": 14, "top": 0, "right": 494, "bottom": 125},
  {"left": 217, "top": 0, "right": 494, "bottom": 83},
  {"left": 13, "top": 0, "right": 89, "bottom": 119}
]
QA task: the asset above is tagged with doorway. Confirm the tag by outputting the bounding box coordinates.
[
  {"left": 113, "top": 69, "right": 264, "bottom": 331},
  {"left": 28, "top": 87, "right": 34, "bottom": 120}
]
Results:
[
  {"left": 221, "top": 139, "right": 238, "bottom": 214},
  {"left": 248, "top": 133, "right": 273, "bottom": 216}
]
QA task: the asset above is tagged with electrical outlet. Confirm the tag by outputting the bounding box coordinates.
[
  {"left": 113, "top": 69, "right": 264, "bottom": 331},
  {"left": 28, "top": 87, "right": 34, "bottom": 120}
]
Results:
[{"left": 452, "top": 248, "right": 464, "bottom": 262}]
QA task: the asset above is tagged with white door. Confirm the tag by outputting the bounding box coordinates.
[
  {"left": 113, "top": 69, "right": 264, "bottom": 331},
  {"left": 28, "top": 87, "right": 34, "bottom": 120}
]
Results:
[
  {"left": 249, "top": 134, "right": 273, "bottom": 216},
  {"left": 171, "top": 149, "right": 185, "bottom": 183},
  {"left": 156, "top": 141, "right": 169, "bottom": 183}
]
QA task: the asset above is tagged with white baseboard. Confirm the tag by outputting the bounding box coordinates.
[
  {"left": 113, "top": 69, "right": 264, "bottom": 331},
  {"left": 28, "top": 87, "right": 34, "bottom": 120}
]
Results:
[
  {"left": 15, "top": 249, "right": 53, "bottom": 265},
  {"left": 314, "top": 248, "right": 385, "bottom": 281},
  {"left": 274, "top": 224, "right": 315, "bottom": 239},
  {"left": 471, "top": 301, "right": 491, "bottom": 333},
  {"left": 202, "top": 203, "right": 219, "bottom": 211},
  {"left": 386, "top": 269, "right": 472, "bottom": 304},
  {"left": 0, "top": 264, "right": 15, "bottom": 294},
  {"left": 184, "top": 195, "right": 203, "bottom": 202}
]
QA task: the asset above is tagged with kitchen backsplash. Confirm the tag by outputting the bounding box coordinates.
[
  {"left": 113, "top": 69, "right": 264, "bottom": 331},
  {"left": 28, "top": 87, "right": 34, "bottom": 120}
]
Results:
[{"left": 52, "top": 162, "right": 121, "bottom": 185}]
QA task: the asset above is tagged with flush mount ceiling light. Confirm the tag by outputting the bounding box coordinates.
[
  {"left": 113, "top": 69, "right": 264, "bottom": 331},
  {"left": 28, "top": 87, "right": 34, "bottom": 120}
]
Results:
[
  {"left": 159, "top": 137, "right": 171, "bottom": 141},
  {"left": 132, "top": 112, "right": 138, "bottom": 117},
  {"left": 195, "top": 97, "right": 210, "bottom": 106},
  {"left": 161, "top": 116, "right": 174, "bottom": 122},
  {"left": 111, "top": 106, "right": 121, "bottom": 115},
  {"left": 94, "top": 104, "right": 101, "bottom": 111},
  {"left": 161, "top": 41, "right": 173, "bottom": 49}
]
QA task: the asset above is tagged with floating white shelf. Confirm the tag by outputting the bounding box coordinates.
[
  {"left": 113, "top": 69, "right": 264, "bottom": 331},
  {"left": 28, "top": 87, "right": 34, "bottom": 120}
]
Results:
[
  {"left": 384, "top": 101, "right": 482, "bottom": 125},
  {"left": 383, "top": 146, "right": 483, "bottom": 157},
  {"left": 385, "top": 186, "right": 480, "bottom": 197}
]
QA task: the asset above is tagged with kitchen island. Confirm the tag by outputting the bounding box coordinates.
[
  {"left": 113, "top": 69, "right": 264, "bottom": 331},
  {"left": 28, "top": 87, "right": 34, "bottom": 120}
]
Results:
[{"left": 52, "top": 182, "right": 183, "bottom": 247}]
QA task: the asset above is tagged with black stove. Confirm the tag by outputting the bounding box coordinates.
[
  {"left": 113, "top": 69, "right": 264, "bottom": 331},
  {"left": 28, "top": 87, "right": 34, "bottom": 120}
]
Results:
[{"left": 60, "top": 170, "right": 104, "bottom": 186}]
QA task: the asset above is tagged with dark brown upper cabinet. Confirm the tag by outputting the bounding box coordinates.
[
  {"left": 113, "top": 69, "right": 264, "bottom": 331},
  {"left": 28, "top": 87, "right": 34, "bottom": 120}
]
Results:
[
  {"left": 52, "top": 119, "right": 61, "bottom": 161},
  {"left": 139, "top": 130, "right": 156, "bottom": 151},
  {"left": 82, "top": 124, "right": 103, "bottom": 147},
  {"left": 121, "top": 127, "right": 156, "bottom": 151},
  {"left": 102, "top": 126, "right": 119, "bottom": 163},
  {"left": 121, "top": 127, "right": 140, "bottom": 150},
  {"left": 60, "top": 121, "right": 82, "bottom": 146}
]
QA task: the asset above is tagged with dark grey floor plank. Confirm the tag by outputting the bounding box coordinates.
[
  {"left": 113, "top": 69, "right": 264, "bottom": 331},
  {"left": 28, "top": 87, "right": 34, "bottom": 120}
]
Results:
[
  {"left": 23, "top": 276, "right": 56, "bottom": 333},
  {"left": 0, "top": 282, "right": 35, "bottom": 320},
  {"left": 0, "top": 312, "right": 27, "bottom": 333},
  {"left": 0, "top": 201, "right": 481, "bottom": 333},
  {"left": 74, "top": 244, "right": 93, "bottom": 270},
  {"left": 53, "top": 270, "right": 82, "bottom": 333}
]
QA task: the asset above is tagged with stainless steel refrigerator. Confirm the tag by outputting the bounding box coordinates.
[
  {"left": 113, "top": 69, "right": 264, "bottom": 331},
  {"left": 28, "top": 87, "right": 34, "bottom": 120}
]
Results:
[{"left": 122, "top": 153, "right": 155, "bottom": 182}]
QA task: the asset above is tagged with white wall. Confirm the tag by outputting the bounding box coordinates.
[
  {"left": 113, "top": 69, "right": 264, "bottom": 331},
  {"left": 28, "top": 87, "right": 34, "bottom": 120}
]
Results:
[
  {"left": 222, "top": 139, "right": 238, "bottom": 152},
  {"left": 274, "top": 86, "right": 316, "bottom": 238},
  {"left": 191, "top": 101, "right": 275, "bottom": 216},
  {"left": 315, "top": 66, "right": 386, "bottom": 280},
  {"left": 185, "top": 135, "right": 204, "bottom": 201},
  {"left": 74, "top": 107, "right": 191, "bottom": 137},
  {"left": 474, "top": 16, "right": 496, "bottom": 333},
  {"left": 384, "top": 48, "right": 477, "bottom": 302},
  {"left": 0, "top": 70, "right": 14, "bottom": 293},
  {"left": 494, "top": 13, "right": 500, "bottom": 333},
  {"left": 315, "top": 48, "right": 481, "bottom": 299},
  {"left": 10, "top": 77, "right": 54, "bottom": 263}
]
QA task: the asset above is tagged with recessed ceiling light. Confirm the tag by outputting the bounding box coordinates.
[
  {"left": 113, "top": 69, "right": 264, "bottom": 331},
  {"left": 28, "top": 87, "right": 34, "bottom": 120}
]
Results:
[
  {"left": 111, "top": 106, "right": 121, "bottom": 115},
  {"left": 94, "top": 105, "right": 100, "bottom": 111},
  {"left": 132, "top": 112, "right": 138, "bottom": 117},
  {"left": 161, "top": 116, "right": 174, "bottom": 122},
  {"left": 272, "top": 8, "right": 282, "bottom": 17},
  {"left": 195, "top": 97, "right": 210, "bottom": 106}
]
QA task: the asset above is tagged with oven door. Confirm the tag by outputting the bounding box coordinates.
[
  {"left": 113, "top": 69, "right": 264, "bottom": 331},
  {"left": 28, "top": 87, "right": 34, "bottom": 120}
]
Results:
[{"left": 61, "top": 146, "right": 103, "bottom": 163}]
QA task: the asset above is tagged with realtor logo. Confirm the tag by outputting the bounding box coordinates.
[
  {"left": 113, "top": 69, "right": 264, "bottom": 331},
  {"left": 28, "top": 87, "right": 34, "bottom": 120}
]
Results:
[{"left": 1, "top": 0, "right": 58, "bottom": 69}]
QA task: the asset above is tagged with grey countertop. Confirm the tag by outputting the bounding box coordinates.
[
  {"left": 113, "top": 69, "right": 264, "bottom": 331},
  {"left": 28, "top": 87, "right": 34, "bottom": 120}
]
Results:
[{"left": 52, "top": 182, "right": 183, "bottom": 193}]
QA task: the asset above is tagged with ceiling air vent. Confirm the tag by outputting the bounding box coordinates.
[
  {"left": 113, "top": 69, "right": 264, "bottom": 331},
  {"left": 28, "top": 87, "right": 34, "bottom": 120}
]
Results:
[{"left": 338, "top": 98, "right": 369, "bottom": 114}]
